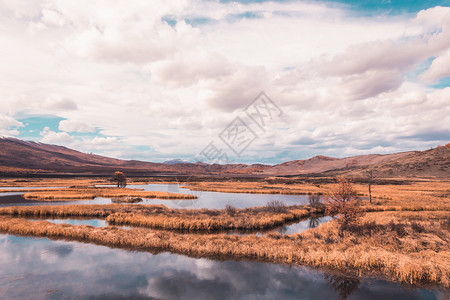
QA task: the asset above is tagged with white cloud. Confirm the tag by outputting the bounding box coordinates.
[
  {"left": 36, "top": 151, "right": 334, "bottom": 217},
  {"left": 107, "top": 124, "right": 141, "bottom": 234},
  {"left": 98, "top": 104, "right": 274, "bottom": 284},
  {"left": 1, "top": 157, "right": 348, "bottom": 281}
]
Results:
[
  {"left": 0, "top": 114, "right": 23, "bottom": 136},
  {"left": 40, "top": 129, "right": 75, "bottom": 145},
  {"left": 420, "top": 49, "right": 450, "bottom": 82},
  {"left": 0, "top": 1, "right": 448, "bottom": 162},
  {"left": 59, "top": 119, "right": 95, "bottom": 133}
]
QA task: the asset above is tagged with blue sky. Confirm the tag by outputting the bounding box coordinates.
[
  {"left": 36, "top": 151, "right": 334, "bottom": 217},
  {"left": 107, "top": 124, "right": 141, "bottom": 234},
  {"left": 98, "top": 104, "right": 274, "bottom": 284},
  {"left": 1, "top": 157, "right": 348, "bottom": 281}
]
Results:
[{"left": 0, "top": 0, "right": 449, "bottom": 164}]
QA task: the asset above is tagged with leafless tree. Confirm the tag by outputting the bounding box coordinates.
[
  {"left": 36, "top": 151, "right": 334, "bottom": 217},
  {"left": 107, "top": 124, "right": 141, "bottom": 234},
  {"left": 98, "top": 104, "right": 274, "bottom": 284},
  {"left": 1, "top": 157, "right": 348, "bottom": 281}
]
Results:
[
  {"left": 367, "top": 170, "right": 374, "bottom": 203},
  {"left": 308, "top": 194, "right": 323, "bottom": 209},
  {"left": 326, "top": 177, "right": 363, "bottom": 231}
]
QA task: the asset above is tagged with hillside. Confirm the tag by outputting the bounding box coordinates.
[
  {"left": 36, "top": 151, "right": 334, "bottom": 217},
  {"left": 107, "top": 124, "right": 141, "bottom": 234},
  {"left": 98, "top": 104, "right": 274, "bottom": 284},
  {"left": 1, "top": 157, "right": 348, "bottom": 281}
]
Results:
[
  {"left": 0, "top": 137, "right": 268, "bottom": 176},
  {"left": 263, "top": 145, "right": 449, "bottom": 178},
  {"left": 0, "top": 137, "right": 448, "bottom": 178}
]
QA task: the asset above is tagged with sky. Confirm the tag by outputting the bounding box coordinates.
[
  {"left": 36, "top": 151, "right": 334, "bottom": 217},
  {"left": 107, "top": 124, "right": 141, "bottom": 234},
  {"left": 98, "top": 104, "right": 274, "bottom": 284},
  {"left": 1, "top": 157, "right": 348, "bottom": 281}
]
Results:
[{"left": 0, "top": 0, "right": 449, "bottom": 164}]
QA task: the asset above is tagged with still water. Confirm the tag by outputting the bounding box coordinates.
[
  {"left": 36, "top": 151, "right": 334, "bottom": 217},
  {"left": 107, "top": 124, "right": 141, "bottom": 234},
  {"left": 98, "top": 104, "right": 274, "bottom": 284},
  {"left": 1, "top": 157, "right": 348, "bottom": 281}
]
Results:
[
  {"left": 0, "top": 183, "right": 310, "bottom": 209},
  {"left": 0, "top": 185, "right": 447, "bottom": 299},
  {"left": 0, "top": 234, "right": 443, "bottom": 300}
]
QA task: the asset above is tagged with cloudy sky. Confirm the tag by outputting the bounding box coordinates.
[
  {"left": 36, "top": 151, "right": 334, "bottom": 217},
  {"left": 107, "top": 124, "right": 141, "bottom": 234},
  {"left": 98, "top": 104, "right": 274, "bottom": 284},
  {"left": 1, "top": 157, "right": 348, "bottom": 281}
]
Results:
[{"left": 1, "top": 0, "right": 449, "bottom": 164}]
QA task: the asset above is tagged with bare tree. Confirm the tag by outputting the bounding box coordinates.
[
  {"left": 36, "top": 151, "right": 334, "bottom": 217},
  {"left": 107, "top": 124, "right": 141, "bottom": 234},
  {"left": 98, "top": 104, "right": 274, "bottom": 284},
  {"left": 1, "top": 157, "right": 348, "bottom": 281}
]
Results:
[
  {"left": 308, "top": 194, "right": 323, "bottom": 209},
  {"left": 111, "top": 171, "right": 127, "bottom": 188},
  {"left": 367, "top": 170, "right": 374, "bottom": 203},
  {"left": 326, "top": 177, "right": 363, "bottom": 230}
]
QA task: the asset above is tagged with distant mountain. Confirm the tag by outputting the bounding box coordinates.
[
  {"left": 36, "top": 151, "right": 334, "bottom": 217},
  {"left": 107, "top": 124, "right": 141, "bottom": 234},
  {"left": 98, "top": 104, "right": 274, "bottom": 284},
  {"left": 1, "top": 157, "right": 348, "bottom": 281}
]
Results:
[
  {"left": 0, "top": 137, "right": 269, "bottom": 176},
  {"left": 262, "top": 146, "right": 450, "bottom": 178},
  {"left": 0, "top": 137, "right": 448, "bottom": 178},
  {"left": 163, "top": 159, "right": 192, "bottom": 165}
]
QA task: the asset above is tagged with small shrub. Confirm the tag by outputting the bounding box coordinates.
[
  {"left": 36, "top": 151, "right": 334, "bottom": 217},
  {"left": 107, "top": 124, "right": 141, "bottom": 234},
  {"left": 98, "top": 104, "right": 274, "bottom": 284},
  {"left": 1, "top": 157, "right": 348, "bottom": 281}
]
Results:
[
  {"left": 347, "top": 221, "right": 385, "bottom": 236},
  {"left": 308, "top": 194, "right": 323, "bottom": 209},
  {"left": 326, "top": 177, "right": 363, "bottom": 231},
  {"left": 411, "top": 222, "right": 425, "bottom": 233},
  {"left": 203, "top": 210, "right": 220, "bottom": 217},
  {"left": 389, "top": 221, "right": 407, "bottom": 237},
  {"left": 350, "top": 237, "right": 360, "bottom": 245},
  {"left": 268, "top": 232, "right": 282, "bottom": 239},
  {"left": 266, "top": 200, "right": 287, "bottom": 213},
  {"left": 324, "top": 235, "right": 335, "bottom": 244},
  {"left": 225, "top": 204, "right": 236, "bottom": 216},
  {"left": 313, "top": 232, "right": 322, "bottom": 239},
  {"left": 440, "top": 218, "right": 450, "bottom": 230}
]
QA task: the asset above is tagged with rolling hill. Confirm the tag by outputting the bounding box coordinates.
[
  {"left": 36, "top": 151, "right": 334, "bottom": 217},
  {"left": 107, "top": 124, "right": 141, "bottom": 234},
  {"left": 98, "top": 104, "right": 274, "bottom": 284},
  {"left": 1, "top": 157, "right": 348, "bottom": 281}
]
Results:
[{"left": 0, "top": 137, "right": 448, "bottom": 178}]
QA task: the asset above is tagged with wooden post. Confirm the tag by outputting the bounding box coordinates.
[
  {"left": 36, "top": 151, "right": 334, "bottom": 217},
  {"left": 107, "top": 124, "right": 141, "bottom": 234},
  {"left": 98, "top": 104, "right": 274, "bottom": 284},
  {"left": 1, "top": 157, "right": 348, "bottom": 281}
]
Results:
[{"left": 368, "top": 170, "right": 373, "bottom": 204}]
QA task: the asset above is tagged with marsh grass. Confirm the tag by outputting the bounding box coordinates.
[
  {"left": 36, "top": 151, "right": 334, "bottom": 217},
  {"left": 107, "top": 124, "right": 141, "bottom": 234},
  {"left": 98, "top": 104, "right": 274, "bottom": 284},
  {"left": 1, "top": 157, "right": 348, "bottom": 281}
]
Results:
[
  {"left": 0, "top": 204, "right": 320, "bottom": 231},
  {"left": 0, "top": 210, "right": 447, "bottom": 287},
  {"left": 266, "top": 200, "right": 287, "bottom": 213},
  {"left": 182, "top": 180, "right": 450, "bottom": 211},
  {"left": 21, "top": 187, "right": 196, "bottom": 201}
]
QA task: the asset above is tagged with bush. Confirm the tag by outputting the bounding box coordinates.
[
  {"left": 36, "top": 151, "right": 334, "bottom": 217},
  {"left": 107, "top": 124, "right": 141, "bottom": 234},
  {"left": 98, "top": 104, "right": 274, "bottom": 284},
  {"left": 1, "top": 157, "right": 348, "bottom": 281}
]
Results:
[
  {"left": 346, "top": 221, "right": 385, "bottom": 236},
  {"left": 389, "top": 221, "right": 407, "bottom": 237},
  {"left": 326, "top": 177, "right": 363, "bottom": 231},
  {"left": 266, "top": 200, "right": 287, "bottom": 213},
  {"left": 324, "top": 235, "right": 335, "bottom": 244},
  {"left": 308, "top": 194, "right": 323, "bottom": 209},
  {"left": 313, "top": 232, "right": 322, "bottom": 239},
  {"left": 411, "top": 222, "right": 425, "bottom": 233},
  {"left": 203, "top": 210, "right": 221, "bottom": 217},
  {"left": 225, "top": 204, "right": 236, "bottom": 216}
]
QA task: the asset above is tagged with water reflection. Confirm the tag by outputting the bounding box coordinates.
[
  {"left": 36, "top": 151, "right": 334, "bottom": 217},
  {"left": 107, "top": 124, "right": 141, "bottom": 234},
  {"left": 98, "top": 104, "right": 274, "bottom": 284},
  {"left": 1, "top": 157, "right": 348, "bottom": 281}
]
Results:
[
  {"left": 324, "top": 273, "right": 361, "bottom": 300},
  {"left": 276, "top": 216, "right": 332, "bottom": 235},
  {"left": 309, "top": 216, "right": 321, "bottom": 229},
  {"left": 125, "top": 184, "right": 311, "bottom": 209},
  {"left": 33, "top": 218, "right": 109, "bottom": 227},
  {"left": 0, "top": 234, "right": 441, "bottom": 299},
  {"left": 0, "top": 184, "right": 310, "bottom": 209}
]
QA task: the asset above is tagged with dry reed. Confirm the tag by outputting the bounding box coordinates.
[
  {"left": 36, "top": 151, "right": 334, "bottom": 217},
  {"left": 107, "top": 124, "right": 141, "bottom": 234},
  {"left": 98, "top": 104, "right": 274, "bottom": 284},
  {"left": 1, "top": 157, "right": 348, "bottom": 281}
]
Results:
[
  {"left": 0, "top": 204, "right": 321, "bottom": 231},
  {"left": 0, "top": 210, "right": 447, "bottom": 287},
  {"left": 21, "top": 187, "right": 196, "bottom": 201}
]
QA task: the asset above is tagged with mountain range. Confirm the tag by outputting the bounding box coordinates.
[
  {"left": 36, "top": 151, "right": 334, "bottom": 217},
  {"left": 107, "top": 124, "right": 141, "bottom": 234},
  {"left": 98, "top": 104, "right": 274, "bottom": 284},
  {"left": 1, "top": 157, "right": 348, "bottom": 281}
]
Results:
[{"left": 0, "top": 137, "right": 448, "bottom": 178}]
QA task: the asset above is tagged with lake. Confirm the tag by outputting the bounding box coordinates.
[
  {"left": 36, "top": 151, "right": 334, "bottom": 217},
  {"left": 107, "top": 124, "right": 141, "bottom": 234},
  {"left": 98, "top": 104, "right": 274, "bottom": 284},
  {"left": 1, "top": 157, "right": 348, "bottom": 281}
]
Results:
[
  {"left": 0, "top": 234, "right": 443, "bottom": 300},
  {"left": 0, "top": 183, "right": 311, "bottom": 209},
  {"left": 0, "top": 184, "right": 447, "bottom": 299}
]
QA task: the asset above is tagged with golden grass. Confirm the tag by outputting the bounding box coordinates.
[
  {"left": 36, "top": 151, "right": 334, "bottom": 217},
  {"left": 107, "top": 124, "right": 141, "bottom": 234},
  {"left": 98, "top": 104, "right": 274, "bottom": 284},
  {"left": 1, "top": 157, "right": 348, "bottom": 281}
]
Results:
[
  {"left": 20, "top": 187, "right": 196, "bottom": 201},
  {"left": 4, "top": 177, "right": 448, "bottom": 210},
  {"left": 0, "top": 204, "right": 320, "bottom": 231},
  {"left": 1, "top": 177, "right": 449, "bottom": 287},
  {"left": 297, "top": 211, "right": 450, "bottom": 286},
  {"left": 0, "top": 178, "right": 149, "bottom": 187},
  {"left": 0, "top": 210, "right": 447, "bottom": 287},
  {"left": 182, "top": 179, "right": 450, "bottom": 211},
  {"left": 182, "top": 181, "right": 321, "bottom": 195}
]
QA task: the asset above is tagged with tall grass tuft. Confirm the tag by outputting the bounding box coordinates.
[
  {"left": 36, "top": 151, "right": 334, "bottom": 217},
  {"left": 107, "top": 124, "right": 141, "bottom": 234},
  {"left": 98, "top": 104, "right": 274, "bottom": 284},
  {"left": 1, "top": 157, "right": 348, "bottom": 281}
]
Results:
[
  {"left": 266, "top": 200, "right": 287, "bottom": 213},
  {"left": 308, "top": 194, "right": 323, "bottom": 209}
]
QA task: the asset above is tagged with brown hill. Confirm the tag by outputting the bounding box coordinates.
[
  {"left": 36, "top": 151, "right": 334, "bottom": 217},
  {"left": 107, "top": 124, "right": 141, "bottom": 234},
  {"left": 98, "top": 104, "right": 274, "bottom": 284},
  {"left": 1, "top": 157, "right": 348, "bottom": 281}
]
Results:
[
  {"left": 0, "top": 137, "right": 269, "bottom": 176},
  {"left": 264, "top": 145, "right": 449, "bottom": 179},
  {"left": 0, "top": 137, "right": 448, "bottom": 178}
]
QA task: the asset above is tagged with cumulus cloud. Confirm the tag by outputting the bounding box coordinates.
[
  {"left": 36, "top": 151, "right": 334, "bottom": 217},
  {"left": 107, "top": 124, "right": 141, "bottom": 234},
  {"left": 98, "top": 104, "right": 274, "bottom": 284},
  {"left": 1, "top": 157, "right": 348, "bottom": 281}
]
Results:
[
  {"left": 44, "top": 97, "right": 78, "bottom": 111},
  {"left": 40, "top": 129, "right": 75, "bottom": 145},
  {"left": 420, "top": 49, "right": 450, "bottom": 82},
  {"left": 335, "top": 69, "right": 404, "bottom": 100},
  {"left": 59, "top": 119, "right": 95, "bottom": 133},
  {"left": 0, "top": 114, "right": 23, "bottom": 136},
  {"left": 0, "top": 1, "right": 449, "bottom": 162}
]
